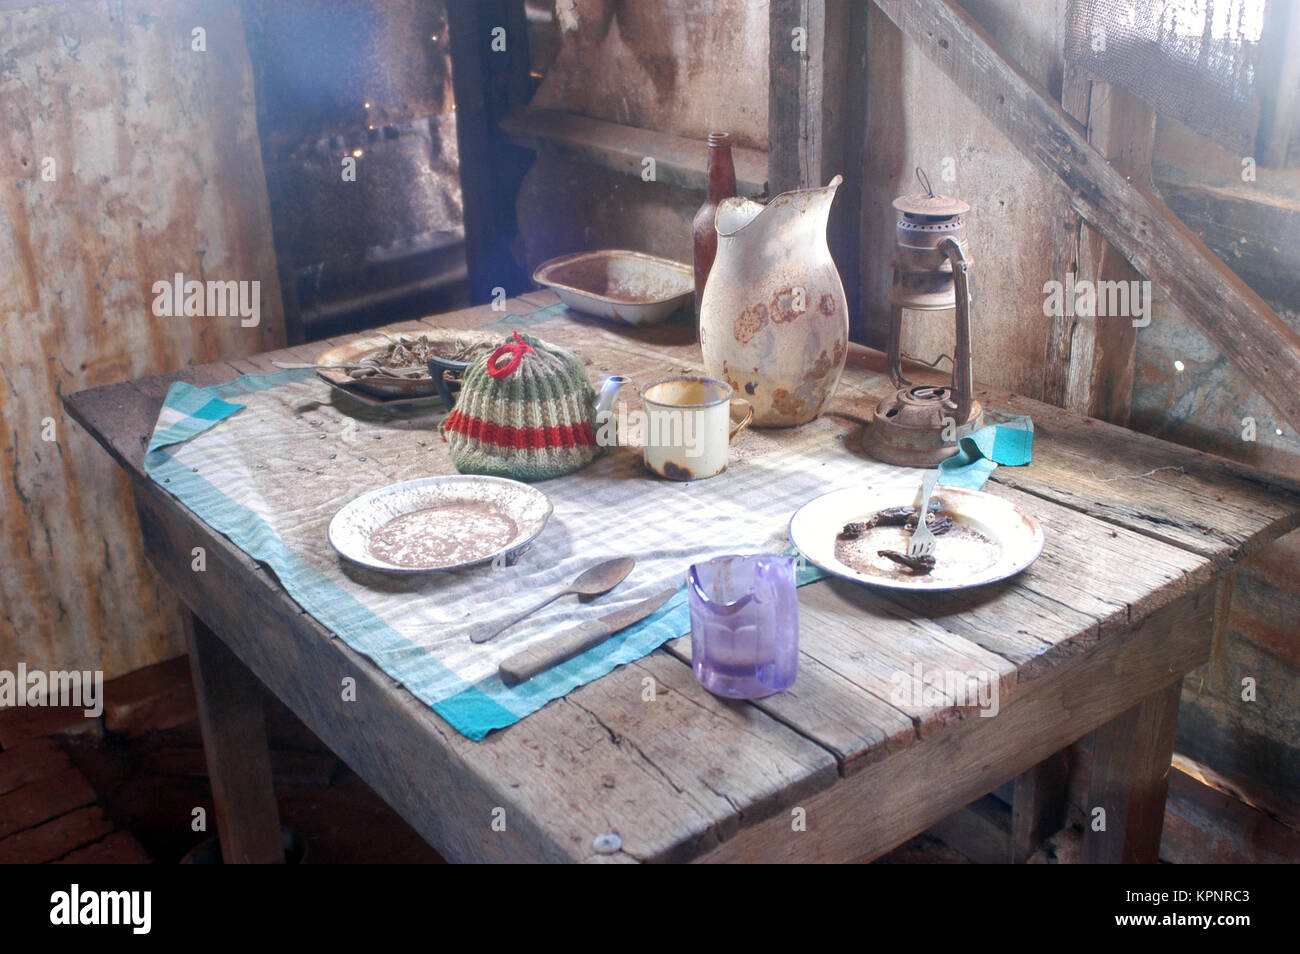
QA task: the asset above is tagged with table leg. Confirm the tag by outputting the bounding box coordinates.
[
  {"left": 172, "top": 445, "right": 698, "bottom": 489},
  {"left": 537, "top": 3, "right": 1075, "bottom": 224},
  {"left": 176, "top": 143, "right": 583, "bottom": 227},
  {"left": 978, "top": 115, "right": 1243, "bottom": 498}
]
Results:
[
  {"left": 184, "top": 612, "right": 285, "bottom": 864},
  {"left": 1082, "top": 678, "right": 1183, "bottom": 863},
  {"left": 1011, "top": 748, "right": 1070, "bottom": 863}
]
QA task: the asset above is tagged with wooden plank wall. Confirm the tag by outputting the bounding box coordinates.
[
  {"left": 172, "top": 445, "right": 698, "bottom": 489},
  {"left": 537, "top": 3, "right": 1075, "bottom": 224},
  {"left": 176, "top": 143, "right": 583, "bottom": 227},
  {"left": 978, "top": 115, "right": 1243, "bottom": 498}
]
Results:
[
  {"left": 1134, "top": 117, "right": 1300, "bottom": 816},
  {"left": 0, "top": 1, "right": 285, "bottom": 679},
  {"left": 514, "top": 0, "right": 770, "bottom": 272},
  {"left": 858, "top": 0, "right": 1077, "bottom": 396}
]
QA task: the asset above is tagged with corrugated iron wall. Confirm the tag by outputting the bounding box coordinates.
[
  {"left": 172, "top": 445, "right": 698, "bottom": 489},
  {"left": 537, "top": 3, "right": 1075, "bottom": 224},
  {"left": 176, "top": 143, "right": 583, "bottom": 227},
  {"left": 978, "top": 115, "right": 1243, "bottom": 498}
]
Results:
[{"left": 0, "top": 0, "right": 285, "bottom": 679}]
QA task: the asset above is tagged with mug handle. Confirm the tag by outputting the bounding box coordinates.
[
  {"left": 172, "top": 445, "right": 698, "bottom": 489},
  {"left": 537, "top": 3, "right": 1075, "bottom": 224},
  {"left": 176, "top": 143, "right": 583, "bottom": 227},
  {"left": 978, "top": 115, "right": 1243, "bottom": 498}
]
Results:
[{"left": 729, "top": 398, "right": 754, "bottom": 441}]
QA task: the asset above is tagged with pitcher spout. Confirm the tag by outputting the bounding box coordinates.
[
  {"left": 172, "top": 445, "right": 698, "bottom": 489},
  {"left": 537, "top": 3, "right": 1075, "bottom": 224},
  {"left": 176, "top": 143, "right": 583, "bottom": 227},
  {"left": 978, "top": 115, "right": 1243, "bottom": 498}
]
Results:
[
  {"left": 766, "top": 173, "right": 841, "bottom": 226},
  {"left": 715, "top": 174, "right": 842, "bottom": 241}
]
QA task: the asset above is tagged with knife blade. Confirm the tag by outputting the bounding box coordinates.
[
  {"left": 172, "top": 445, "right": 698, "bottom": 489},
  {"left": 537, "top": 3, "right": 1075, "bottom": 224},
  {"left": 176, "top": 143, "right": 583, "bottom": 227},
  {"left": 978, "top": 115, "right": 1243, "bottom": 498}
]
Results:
[{"left": 498, "top": 588, "right": 678, "bottom": 687}]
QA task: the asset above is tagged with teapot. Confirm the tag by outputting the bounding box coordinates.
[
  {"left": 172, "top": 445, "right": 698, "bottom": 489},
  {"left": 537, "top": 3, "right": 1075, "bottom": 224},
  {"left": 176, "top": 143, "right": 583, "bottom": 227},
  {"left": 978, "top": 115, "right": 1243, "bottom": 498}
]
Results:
[{"left": 441, "top": 330, "right": 627, "bottom": 481}]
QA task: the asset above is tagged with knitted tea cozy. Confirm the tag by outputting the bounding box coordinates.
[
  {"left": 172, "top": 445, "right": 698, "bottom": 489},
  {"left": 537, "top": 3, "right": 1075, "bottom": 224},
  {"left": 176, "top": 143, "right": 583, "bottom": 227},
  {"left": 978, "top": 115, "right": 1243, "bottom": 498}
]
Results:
[{"left": 441, "top": 331, "right": 601, "bottom": 481}]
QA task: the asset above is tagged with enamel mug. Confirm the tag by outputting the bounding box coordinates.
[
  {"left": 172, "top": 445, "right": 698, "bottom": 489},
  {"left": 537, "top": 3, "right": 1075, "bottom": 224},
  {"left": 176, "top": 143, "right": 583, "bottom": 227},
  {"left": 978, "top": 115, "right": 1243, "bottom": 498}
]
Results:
[{"left": 641, "top": 376, "right": 753, "bottom": 480}]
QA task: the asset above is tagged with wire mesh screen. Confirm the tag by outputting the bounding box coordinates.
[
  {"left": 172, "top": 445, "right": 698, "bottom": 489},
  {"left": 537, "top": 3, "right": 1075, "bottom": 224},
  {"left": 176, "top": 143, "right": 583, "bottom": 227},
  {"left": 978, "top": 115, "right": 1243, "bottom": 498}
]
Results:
[{"left": 1064, "top": 0, "right": 1267, "bottom": 154}]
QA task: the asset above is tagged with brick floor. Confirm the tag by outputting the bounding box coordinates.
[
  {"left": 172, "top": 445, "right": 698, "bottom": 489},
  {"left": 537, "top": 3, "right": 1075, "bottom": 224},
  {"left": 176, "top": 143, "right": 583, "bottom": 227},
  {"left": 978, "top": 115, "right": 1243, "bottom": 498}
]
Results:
[{"left": 0, "top": 733, "right": 148, "bottom": 863}]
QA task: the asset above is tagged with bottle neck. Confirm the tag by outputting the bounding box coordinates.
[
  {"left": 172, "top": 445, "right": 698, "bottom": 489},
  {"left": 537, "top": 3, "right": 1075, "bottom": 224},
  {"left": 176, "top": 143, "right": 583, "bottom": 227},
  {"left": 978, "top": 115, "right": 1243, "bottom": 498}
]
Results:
[{"left": 705, "top": 136, "right": 736, "bottom": 203}]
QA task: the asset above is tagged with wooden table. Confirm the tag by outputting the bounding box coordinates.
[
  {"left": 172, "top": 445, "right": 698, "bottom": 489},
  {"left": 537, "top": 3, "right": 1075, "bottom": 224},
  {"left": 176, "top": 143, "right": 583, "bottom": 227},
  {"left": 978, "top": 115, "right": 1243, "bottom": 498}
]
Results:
[{"left": 64, "top": 290, "right": 1300, "bottom": 863}]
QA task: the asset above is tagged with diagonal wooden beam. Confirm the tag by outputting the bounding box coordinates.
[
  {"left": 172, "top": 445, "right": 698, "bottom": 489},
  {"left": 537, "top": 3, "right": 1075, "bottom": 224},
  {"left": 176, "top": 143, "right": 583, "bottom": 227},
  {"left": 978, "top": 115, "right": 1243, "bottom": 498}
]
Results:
[{"left": 873, "top": 0, "right": 1300, "bottom": 435}]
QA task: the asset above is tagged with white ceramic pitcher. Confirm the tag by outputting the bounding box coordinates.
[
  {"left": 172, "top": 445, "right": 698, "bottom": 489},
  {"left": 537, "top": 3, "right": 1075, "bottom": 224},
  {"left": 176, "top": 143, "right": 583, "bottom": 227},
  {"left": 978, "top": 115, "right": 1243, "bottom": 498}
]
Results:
[{"left": 699, "top": 175, "right": 849, "bottom": 427}]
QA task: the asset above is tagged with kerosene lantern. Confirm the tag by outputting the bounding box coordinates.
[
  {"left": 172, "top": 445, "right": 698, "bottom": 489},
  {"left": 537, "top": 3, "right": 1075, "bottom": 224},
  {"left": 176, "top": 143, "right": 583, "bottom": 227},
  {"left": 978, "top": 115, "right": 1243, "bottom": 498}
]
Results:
[{"left": 863, "top": 168, "right": 983, "bottom": 466}]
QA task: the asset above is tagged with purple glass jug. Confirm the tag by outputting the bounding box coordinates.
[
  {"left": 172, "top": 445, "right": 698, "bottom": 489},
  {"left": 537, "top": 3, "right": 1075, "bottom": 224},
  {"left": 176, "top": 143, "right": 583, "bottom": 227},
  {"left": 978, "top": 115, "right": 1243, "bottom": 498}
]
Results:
[{"left": 688, "top": 553, "right": 799, "bottom": 699}]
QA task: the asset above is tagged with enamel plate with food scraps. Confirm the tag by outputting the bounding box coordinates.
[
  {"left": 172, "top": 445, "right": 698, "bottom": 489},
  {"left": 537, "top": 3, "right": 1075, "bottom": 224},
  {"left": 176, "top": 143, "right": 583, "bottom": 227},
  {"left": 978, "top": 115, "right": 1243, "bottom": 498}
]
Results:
[
  {"left": 789, "top": 481, "right": 1044, "bottom": 591},
  {"left": 315, "top": 329, "right": 498, "bottom": 403},
  {"left": 329, "top": 476, "right": 553, "bottom": 574}
]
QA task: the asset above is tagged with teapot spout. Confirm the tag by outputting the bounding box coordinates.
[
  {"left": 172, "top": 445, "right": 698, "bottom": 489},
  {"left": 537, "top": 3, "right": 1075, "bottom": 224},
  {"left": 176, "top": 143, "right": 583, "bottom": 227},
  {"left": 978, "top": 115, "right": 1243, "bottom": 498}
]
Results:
[{"left": 593, "top": 375, "right": 628, "bottom": 418}]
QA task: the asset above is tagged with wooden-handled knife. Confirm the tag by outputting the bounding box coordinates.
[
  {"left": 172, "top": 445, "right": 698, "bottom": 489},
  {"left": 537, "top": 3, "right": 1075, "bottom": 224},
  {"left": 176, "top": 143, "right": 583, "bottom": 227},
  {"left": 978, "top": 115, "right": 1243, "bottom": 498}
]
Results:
[{"left": 498, "top": 588, "right": 678, "bottom": 687}]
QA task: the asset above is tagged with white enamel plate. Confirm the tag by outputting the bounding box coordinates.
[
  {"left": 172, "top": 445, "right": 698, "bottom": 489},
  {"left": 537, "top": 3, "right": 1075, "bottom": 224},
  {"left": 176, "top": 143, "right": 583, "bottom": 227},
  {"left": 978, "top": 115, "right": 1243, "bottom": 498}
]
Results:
[
  {"left": 329, "top": 475, "right": 553, "bottom": 574},
  {"left": 789, "top": 481, "right": 1045, "bottom": 591}
]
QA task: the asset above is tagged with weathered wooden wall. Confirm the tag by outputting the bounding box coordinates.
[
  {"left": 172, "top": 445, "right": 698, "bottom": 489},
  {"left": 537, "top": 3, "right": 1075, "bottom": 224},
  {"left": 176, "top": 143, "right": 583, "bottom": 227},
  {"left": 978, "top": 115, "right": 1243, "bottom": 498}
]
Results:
[
  {"left": 1134, "top": 116, "right": 1300, "bottom": 815},
  {"left": 1136, "top": 118, "right": 1300, "bottom": 476},
  {"left": 0, "top": 0, "right": 284, "bottom": 679},
  {"left": 860, "top": 0, "right": 1075, "bottom": 396},
  {"left": 516, "top": 0, "right": 768, "bottom": 272}
]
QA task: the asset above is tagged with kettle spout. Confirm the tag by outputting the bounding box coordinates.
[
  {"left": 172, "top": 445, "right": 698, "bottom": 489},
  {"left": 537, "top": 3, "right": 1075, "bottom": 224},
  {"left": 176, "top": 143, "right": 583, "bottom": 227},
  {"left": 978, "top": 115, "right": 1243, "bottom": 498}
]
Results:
[{"left": 593, "top": 375, "right": 627, "bottom": 418}]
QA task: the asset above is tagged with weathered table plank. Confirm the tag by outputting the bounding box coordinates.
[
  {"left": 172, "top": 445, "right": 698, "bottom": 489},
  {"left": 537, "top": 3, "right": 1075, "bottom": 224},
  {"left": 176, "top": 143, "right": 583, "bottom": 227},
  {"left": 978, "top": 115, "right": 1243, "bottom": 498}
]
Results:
[
  {"left": 981, "top": 393, "right": 1300, "bottom": 564},
  {"left": 699, "top": 584, "right": 1215, "bottom": 862},
  {"left": 663, "top": 475, "right": 1209, "bottom": 779}
]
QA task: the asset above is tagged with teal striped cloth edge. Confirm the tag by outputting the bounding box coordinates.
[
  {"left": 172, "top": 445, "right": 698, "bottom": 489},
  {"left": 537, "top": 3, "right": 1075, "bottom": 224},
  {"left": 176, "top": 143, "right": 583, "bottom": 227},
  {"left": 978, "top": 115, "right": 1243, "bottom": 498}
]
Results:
[{"left": 937, "top": 413, "right": 1034, "bottom": 489}]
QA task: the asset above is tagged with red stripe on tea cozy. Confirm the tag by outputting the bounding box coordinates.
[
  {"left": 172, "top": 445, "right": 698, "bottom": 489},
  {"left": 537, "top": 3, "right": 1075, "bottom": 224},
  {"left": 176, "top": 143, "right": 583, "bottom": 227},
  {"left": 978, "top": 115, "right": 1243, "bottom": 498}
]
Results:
[{"left": 444, "top": 410, "right": 597, "bottom": 450}]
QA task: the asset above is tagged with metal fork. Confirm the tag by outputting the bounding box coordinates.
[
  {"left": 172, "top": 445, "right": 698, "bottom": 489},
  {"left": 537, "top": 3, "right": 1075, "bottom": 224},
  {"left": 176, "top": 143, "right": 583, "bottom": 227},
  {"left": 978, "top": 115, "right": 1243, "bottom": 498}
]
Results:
[{"left": 907, "top": 470, "right": 940, "bottom": 559}]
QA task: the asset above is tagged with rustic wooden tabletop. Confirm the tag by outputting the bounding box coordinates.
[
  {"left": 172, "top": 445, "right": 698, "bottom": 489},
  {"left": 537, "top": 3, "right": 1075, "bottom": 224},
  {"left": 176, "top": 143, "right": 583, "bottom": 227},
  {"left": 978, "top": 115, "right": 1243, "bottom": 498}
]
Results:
[{"left": 64, "top": 289, "right": 1300, "bottom": 863}]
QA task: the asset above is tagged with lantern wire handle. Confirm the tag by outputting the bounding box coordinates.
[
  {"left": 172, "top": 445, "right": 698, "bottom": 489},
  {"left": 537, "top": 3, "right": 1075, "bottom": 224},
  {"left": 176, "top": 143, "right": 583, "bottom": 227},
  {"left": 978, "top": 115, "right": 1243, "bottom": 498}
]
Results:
[
  {"left": 915, "top": 166, "right": 936, "bottom": 198},
  {"left": 901, "top": 350, "right": 953, "bottom": 371}
]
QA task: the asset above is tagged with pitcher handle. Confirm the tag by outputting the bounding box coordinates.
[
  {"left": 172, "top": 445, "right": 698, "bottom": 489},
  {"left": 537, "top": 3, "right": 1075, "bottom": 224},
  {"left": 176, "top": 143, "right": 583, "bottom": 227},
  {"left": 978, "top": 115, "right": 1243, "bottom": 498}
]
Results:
[{"left": 729, "top": 399, "right": 754, "bottom": 441}]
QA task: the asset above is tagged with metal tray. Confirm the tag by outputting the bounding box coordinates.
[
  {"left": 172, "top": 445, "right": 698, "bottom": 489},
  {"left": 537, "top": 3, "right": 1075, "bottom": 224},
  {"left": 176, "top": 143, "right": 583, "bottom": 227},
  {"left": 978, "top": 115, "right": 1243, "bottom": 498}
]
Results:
[
  {"left": 533, "top": 249, "right": 693, "bottom": 325},
  {"left": 328, "top": 475, "right": 553, "bottom": 574},
  {"left": 315, "top": 329, "right": 498, "bottom": 402}
]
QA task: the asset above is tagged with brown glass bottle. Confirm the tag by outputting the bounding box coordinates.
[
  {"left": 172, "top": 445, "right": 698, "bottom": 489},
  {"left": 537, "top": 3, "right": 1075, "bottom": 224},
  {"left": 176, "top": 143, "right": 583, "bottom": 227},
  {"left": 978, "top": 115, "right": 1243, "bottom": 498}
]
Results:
[{"left": 692, "top": 132, "right": 737, "bottom": 322}]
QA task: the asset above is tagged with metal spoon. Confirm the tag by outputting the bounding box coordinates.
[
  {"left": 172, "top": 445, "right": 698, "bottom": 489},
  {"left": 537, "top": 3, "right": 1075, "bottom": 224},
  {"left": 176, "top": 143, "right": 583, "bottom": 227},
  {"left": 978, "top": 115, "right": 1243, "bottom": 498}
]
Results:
[{"left": 471, "top": 557, "right": 636, "bottom": 644}]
